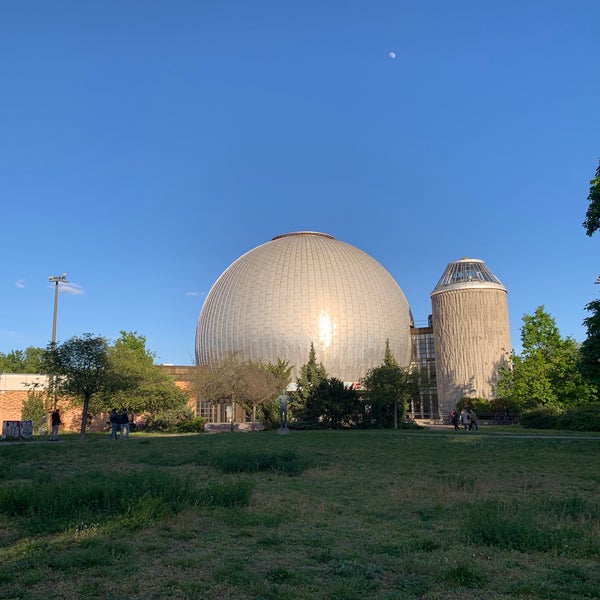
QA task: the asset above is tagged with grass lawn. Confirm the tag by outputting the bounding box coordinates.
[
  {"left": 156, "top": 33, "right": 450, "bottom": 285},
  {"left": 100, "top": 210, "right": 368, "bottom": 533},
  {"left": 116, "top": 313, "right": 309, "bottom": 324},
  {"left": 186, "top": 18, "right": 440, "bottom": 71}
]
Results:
[{"left": 1, "top": 427, "right": 599, "bottom": 599}]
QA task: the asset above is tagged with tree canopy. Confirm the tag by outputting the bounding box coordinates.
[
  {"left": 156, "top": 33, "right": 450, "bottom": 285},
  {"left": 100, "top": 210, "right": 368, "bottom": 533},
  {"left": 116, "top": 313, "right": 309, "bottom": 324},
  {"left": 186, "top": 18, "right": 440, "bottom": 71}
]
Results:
[
  {"left": 294, "top": 343, "right": 328, "bottom": 420},
  {"left": 496, "top": 306, "right": 596, "bottom": 409},
  {"left": 97, "top": 331, "right": 188, "bottom": 419},
  {"left": 44, "top": 334, "right": 112, "bottom": 440},
  {"left": 0, "top": 347, "right": 45, "bottom": 373},
  {"left": 362, "top": 340, "right": 419, "bottom": 428},
  {"left": 193, "top": 356, "right": 283, "bottom": 430},
  {"left": 579, "top": 299, "right": 600, "bottom": 396},
  {"left": 583, "top": 159, "right": 600, "bottom": 236}
]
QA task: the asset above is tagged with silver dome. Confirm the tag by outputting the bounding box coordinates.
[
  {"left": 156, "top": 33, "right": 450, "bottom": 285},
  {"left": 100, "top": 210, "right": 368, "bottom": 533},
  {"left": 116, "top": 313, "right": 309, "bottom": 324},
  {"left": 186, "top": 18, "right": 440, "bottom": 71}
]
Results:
[{"left": 196, "top": 232, "right": 412, "bottom": 381}]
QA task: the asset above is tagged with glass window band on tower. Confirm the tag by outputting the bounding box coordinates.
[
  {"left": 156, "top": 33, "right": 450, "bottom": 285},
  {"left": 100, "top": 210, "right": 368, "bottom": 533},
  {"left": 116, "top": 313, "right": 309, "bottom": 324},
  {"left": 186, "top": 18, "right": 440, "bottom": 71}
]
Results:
[{"left": 410, "top": 317, "right": 438, "bottom": 419}]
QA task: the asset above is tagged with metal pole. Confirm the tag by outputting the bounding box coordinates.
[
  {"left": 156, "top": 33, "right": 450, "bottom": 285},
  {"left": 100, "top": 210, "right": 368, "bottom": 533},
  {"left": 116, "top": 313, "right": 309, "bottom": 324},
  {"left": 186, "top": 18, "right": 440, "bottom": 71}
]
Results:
[
  {"left": 48, "top": 274, "right": 69, "bottom": 409},
  {"left": 51, "top": 280, "right": 59, "bottom": 348}
]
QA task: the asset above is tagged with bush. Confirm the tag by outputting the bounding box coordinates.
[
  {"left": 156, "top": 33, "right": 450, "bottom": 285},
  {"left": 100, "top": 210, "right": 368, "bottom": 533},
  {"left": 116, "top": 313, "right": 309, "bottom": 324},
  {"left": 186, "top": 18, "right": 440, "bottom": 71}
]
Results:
[
  {"left": 455, "top": 397, "right": 492, "bottom": 414},
  {"left": 21, "top": 392, "right": 48, "bottom": 434},
  {"left": 144, "top": 406, "right": 198, "bottom": 432},
  {"left": 520, "top": 406, "right": 561, "bottom": 429},
  {"left": 175, "top": 416, "right": 206, "bottom": 433},
  {"left": 556, "top": 404, "right": 600, "bottom": 431}
]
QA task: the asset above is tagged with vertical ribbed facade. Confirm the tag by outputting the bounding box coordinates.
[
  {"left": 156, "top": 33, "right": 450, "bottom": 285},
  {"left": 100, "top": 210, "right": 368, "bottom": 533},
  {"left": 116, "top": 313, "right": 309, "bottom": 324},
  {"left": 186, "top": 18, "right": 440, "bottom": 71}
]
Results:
[
  {"left": 430, "top": 258, "right": 511, "bottom": 418},
  {"left": 196, "top": 232, "right": 413, "bottom": 382}
]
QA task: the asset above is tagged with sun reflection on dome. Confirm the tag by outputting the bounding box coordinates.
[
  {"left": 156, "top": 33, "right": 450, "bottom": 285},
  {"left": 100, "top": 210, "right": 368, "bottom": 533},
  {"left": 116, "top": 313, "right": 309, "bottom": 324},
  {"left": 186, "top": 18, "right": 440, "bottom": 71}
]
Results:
[{"left": 318, "top": 310, "right": 334, "bottom": 349}]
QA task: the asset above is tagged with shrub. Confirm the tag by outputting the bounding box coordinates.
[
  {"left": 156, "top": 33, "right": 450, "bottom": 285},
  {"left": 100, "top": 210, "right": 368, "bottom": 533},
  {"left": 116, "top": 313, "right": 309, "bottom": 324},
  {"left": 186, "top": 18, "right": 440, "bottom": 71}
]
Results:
[
  {"left": 520, "top": 406, "right": 561, "bottom": 429},
  {"left": 175, "top": 416, "right": 206, "bottom": 433},
  {"left": 21, "top": 391, "right": 48, "bottom": 434},
  {"left": 556, "top": 404, "right": 600, "bottom": 431},
  {"left": 456, "top": 397, "right": 492, "bottom": 414}
]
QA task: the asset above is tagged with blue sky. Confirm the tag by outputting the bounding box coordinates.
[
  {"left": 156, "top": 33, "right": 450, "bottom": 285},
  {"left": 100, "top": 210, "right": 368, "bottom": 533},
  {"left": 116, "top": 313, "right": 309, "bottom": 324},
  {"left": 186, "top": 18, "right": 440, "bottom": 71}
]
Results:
[{"left": 1, "top": 0, "right": 598, "bottom": 366}]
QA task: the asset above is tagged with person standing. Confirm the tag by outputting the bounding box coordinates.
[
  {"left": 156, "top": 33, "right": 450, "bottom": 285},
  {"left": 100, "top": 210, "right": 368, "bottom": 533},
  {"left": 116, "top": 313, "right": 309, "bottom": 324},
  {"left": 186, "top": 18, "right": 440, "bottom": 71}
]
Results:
[
  {"left": 49, "top": 408, "right": 62, "bottom": 441},
  {"left": 118, "top": 407, "right": 130, "bottom": 440},
  {"left": 109, "top": 409, "right": 120, "bottom": 440}
]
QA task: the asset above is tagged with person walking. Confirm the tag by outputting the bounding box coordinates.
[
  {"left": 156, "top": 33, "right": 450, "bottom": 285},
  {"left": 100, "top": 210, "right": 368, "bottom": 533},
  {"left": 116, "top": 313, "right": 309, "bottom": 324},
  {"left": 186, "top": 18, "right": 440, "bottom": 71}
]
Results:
[
  {"left": 469, "top": 409, "right": 479, "bottom": 431},
  {"left": 49, "top": 408, "right": 62, "bottom": 441},
  {"left": 118, "top": 407, "right": 130, "bottom": 440},
  {"left": 109, "top": 409, "right": 120, "bottom": 440},
  {"left": 450, "top": 409, "right": 460, "bottom": 430},
  {"left": 460, "top": 408, "right": 469, "bottom": 430}
]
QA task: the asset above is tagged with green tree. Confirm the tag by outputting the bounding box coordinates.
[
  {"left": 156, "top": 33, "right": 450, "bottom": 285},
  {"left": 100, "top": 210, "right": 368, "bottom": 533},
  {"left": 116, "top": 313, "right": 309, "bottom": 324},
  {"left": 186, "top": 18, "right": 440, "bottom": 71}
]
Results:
[
  {"left": 44, "top": 334, "right": 112, "bottom": 440},
  {"left": 305, "top": 377, "right": 361, "bottom": 429},
  {"left": 583, "top": 159, "right": 600, "bottom": 236},
  {"left": 257, "top": 358, "right": 293, "bottom": 428},
  {"left": 496, "top": 306, "right": 595, "bottom": 409},
  {"left": 0, "top": 347, "right": 45, "bottom": 373},
  {"left": 98, "top": 331, "right": 188, "bottom": 421},
  {"left": 21, "top": 388, "right": 48, "bottom": 433},
  {"left": 579, "top": 299, "right": 600, "bottom": 396},
  {"left": 362, "top": 340, "right": 419, "bottom": 428},
  {"left": 294, "top": 343, "right": 327, "bottom": 420},
  {"left": 194, "top": 356, "right": 281, "bottom": 431}
]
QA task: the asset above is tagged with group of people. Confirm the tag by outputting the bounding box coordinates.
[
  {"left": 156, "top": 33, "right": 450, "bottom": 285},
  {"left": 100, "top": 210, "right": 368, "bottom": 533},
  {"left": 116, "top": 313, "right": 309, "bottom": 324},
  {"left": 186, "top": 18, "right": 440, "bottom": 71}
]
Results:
[
  {"left": 109, "top": 408, "right": 131, "bottom": 440},
  {"left": 449, "top": 408, "right": 478, "bottom": 431}
]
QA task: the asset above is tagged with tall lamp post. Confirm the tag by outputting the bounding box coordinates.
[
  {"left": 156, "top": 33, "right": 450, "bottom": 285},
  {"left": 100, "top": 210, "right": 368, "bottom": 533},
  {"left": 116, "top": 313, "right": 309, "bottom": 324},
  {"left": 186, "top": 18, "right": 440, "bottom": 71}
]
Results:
[
  {"left": 49, "top": 273, "right": 69, "bottom": 348},
  {"left": 49, "top": 273, "right": 69, "bottom": 409}
]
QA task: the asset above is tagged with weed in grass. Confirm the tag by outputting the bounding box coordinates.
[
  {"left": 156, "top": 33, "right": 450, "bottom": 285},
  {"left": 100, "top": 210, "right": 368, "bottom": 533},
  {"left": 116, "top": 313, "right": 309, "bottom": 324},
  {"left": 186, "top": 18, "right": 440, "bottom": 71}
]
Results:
[
  {"left": 442, "top": 561, "right": 487, "bottom": 588},
  {"left": 465, "top": 495, "right": 600, "bottom": 557},
  {"left": 196, "top": 479, "right": 254, "bottom": 507},
  {"left": 395, "top": 574, "right": 431, "bottom": 596},
  {"left": 210, "top": 448, "right": 307, "bottom": 475},
  {"left": 266, "top": 566, "right": 299, "bottom": 584}
]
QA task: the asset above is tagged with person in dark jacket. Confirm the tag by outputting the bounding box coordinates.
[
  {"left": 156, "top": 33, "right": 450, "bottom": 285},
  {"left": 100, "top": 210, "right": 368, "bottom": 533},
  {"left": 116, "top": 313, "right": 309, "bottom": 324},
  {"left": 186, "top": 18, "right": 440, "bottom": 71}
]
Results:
[
  {"left": 109, "top": 409, "right": 120, "bottom": 440},
  {"left": 49, "top": 408, "right": 62, "bottom": 441},
  {"left": 118, "top": 408, "right": 130, "bottom": 440}
]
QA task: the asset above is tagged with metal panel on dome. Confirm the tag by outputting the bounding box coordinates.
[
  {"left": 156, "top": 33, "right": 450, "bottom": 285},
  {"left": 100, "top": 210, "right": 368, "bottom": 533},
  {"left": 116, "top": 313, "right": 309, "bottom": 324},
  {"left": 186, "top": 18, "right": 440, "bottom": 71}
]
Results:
[{"left": 196, "top": 232, "right": 413, "bottom": 381}]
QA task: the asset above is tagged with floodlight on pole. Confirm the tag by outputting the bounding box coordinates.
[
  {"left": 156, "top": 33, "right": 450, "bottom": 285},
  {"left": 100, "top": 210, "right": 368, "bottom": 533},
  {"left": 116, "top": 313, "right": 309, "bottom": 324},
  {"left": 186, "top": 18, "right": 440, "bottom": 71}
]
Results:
[
  {"left": 48, "top": 273, "right": 68, "bottom": 410},
  {"left": 49, "top": 273, "right": 69, "bottom": 347}
]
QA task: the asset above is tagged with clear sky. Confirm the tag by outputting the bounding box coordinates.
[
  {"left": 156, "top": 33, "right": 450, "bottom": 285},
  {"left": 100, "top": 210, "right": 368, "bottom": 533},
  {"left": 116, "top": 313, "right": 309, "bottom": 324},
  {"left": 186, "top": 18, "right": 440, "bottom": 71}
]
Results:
[{"left": 1, "top": 0, "right": 599, "bottom": 366}]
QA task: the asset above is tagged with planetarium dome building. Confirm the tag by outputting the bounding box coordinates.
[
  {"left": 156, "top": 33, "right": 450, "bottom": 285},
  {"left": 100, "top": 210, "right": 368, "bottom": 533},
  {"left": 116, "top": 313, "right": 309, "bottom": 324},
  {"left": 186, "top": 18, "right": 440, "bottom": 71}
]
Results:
[{"left": 196, "top": 232, "right": 413, "bottom": 382}]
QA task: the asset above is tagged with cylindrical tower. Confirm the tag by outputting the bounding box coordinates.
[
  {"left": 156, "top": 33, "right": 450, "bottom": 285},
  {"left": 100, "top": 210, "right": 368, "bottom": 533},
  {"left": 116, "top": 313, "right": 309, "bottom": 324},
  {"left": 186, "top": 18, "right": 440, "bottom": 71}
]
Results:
[{"left": 430, "top": 258, "right": 511, "bottom": 418}]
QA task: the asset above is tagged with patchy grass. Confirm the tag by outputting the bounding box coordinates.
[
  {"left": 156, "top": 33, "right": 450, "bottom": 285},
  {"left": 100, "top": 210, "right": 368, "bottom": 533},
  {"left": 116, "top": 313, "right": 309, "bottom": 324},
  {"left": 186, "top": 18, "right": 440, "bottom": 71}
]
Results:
[{"left": 0, "top": 429, "right": 600, "bottom": 599}]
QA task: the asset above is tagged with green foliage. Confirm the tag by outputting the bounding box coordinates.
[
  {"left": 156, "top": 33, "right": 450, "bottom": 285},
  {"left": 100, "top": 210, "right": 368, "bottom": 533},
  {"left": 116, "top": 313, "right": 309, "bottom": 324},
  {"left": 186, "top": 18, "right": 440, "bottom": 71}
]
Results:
[
  {"left": 303, "top": 378, "right": 362, "bottom": 429},
  {"left": 496, "top": 306, "right": 596, "bottom": 410},
  {"left": 0, "top": 470, "right": 253, "bottom": 534},
  {"left": 465, "top": 495, "right": 600, "bottom": 556},
  {"left": 1, "top": 430, "right": 600, "bottom": 599},
  {"left": 455, "top": 397, "right": 492, "bottom": 413},
  {"left": 579, "top": 299, "right": 600, "bottom": 395},
  {"left": 44, "top": 334, "right": 112, "bottom": 439},
  {"left": 557, "top": 404, "right": 600, "bottom": 431},
  {"left": 521, "top": 404, "right": 600, "bottom": 431},
  {"left": 256, "top": 399, "right": 280, "bottom": 429},
  {"left": 174, "top": 416, "right": 206, "bottom": 433},
  {"left": 144, "top": 406, "right": 198, "bottom": 432},
  {"left": 583, "top": 159, "right": 600, "bottom": 236},
  {"left": 209, "top": 448, "right": 306, "bottom": 476},
  {"left": 362, "top": 345, "right": 421, "bottom": 428},
  {"left": 98, "top": 331, "right": 189, "bottom": 419},
  {"left": 520, "top": 406, "right": 561, "bottom": 429},
  {"left": 0, "top": 346, "right": 45, "bottom": 374},
  {"left": 294, "top": 343, "right": 328, "bottom": 417},
  {"left": 21, "top": 390, "right": 49, "bottom": 433}
]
